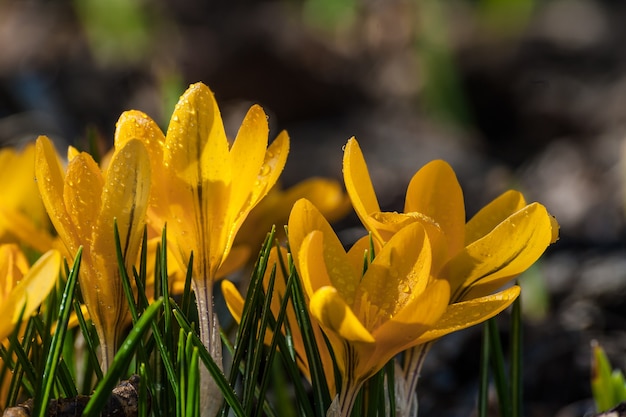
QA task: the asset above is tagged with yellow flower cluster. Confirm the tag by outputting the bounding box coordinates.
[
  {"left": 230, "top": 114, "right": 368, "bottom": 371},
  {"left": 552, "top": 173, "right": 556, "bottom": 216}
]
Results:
[{"left": 0, "top": 81, "right": 558, "bottom": 417}]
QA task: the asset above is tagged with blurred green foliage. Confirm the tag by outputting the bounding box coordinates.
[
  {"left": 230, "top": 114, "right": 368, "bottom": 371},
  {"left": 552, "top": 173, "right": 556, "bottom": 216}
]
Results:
[
  {"left": 73, "top": 0, "right": 154, "bottom": 65},
  {"left": 591, "top": 340, "right": 626, "bottom": 413}
]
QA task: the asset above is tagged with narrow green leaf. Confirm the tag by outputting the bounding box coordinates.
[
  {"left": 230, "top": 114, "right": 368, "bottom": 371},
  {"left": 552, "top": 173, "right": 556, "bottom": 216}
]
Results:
[
  {"left": 55, "top": 358, "right": 78, "bottom": 398},
  {"left": 592, "top": 340, "right": 618, "bottom": 412},
  {"left": 139, "top": 363, "right": 149, "bottom": 417},
  {"left": 612, "top": 370, "right": 626, "bottom": 404},
  {"left": 73, "top": 299, "right": 103, "bottom": 383},
  {"left": 488, "top": 318, "right": 512, "bottom": 417},
  {"left": 245, "top": 265, "right": 276, "bottom": 415},
  {"left": 186, "top": 347, "right": 200, "bottom": 417},
  {"left": 253, "top": 266, "right": 286, "bottom": 417},
  {"left": 33, "top": 248, "right": 82, "bottom": 417},
  {"left": 114, "top": 220, "right": 139, "bottom": 324},
  {"left": 289, "top": 255, "right": 331, "bottom": 416}
]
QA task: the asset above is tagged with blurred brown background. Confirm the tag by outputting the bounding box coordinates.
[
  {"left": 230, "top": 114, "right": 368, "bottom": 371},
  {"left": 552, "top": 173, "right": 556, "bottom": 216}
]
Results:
[{"left": 2, "top": 0, "right": 626, "bottom": 415}]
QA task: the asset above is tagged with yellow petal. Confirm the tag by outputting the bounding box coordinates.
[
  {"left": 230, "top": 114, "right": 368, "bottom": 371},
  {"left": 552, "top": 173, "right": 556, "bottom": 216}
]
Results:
[
  {"left": 412, "top": 285, "right": 520, "bottom": 345},
  {"left": 288, "top": 198, "right": 350, "bottom": 284},
  {"left": 358, "top": 223, "right": 432, "bottom": 320},
  {"left": 465, "top": 190, "right": 527, "bottom": 245},
  {"left": 295, "top": 231, "right": 332, "bottom": 298},
  {"left": 0, "top": 244, "right": 28, "bottom": 301},
  {"left": 166, "top": 82, "right": 230, "bottom": 188},
  {"left": 226, "top": 130, "right": 290, "bottom": 259},
  {"left": 0, "top": 250, "right": 61, "bottom": 341},
  {"left": 164, "top": 83, "right": 233, "bottom": 279},
  {"left": 368, "top": 211, "right": 449, "bottom": 272},
  {"left": 345, "top": 234, "right": 377, "bottom": 273},
  {"left": 368, "top": 278, "right": 449, "bottom": 360},
  {"left": 35, "top": 136, "right": 79, "bottom": 253},
  {"left": 67, "top": 146, "right": 80, "bottom": 162},
  {"left": 309, "top": 286, "right": 375, "bottom": 344},
  {"left": 250, "top": 130, "right": 290, "bottom": 206},
  {"left": 115, "top": 110, "right": 167, "bottom": 202},
  {"left": 404, "top": 160, "right": 465, "bottom": 256},
  {"left": 89, "top": 139, "right": 150, "bottom": 333},
  {"left": 447, "top": 203, "right": 558, "bottom": 301},
  {"left": 229, "top": 105, "right": 269, "bottom": 214},
  {"left": 115, "top": 110, "right": 166, "bottom": 154},
  {"left": 343, "top": 137, "right": 383, "bottom": 242},
  {"left": 64, "top": 153, "right": 104, "bottom": 247},
  {"left": 93, "top": 139, "right": 151, "bottom": 269},
  {"left": 221, "top": 280, "right": 245, "bottom": 324}
]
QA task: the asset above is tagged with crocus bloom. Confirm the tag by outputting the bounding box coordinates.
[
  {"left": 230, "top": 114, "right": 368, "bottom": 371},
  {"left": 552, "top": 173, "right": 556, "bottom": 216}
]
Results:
[
  {"left": 114, "top": 82, "right": 289, "bottom": 416},
  {"left": 221, "top": 246, "right": 337, "bottom": 394},
  {"left": 35, "top": 135, "right": 151, "bottom": 371},
  {"left": 0, "top": 244, "right": 60, "bottom": 409},
  {"left": 288, "top": 198, "right": 450, "bottom": 417},
  {"left": 0, "top": 244, "right": 61, "bottom": 342},
  {"left": 343, "top": 137, "right": 559, "bottom": 414},
  {"left": 0, "top": 143, "right": 56, "bottom": 253}
]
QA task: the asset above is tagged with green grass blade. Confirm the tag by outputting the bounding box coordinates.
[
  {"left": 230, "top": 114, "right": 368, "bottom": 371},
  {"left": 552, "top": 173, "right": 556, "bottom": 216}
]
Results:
[
  {"left": 32, "top": 248, "right": 82, "bottom": 417},
  {"left": 83, "top": 298, "right": 164, "bottom": 417},
  {"left": 181, "top": 252, "right": 195, "bottom": 320},
  {"left": 592, "top": 340, "right": 618, "bottom": 412},
  {"left": 55, "top": 358, "right": 78, "bottom": 398},
  {"left": 228, "top": 232, "right": 274, "bottom": 388},
  {"left": 488, "top": 318, "right": 511, "bottom": 417},
  {"left": 253, "top": 266, "right": 288, "bottom": 417},
  {"left": 288, "top": 257, "right": 331, "bottom": 416},
  {"left": 73, "top": 299, "right": 104, "bottom": 383},
  {"left": 7, "top": 328, "right": 37, "bottom": 389},
  {"left": 186, "top": 347, "right": 200, "bottom": 417},
  {"left": 114, "top": 220, "right": 139, "bottom": 324},
  {"left": 245, "top": 266, "right": 276, "bottom": 415},
  {"left": 139, "top": 363, "right": 149, "bottom": 417}
]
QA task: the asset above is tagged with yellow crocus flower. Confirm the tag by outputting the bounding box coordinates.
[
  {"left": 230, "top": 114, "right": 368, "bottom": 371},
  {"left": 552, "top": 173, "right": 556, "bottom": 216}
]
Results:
[
  {"left": 221, "top": 246, "right": 337, "bottom": 395},
  {"left": 114, "top": 82, "right": 289, "bottom": 416},
  {"left": 0, "top": 244, "right": 60, "bottom": 409},
  {"left": 34, "top": 135, "right": 151, "bottom": 371},
  {"left": 343, "top": 137, "right": 558, "bottom": 303},
  {"left": 343, "top": 137, "right": 559, "bottom": 414},
  {"left": 288, "top": 198, "right": 450, "bottom": 417},
  {"left": 0, "top": 244, "right": 61, "bottom": 342}
]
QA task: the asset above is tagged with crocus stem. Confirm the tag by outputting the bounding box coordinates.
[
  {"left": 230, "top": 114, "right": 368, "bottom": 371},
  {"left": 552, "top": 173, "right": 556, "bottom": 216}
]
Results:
[
  {"left": 97, "top": 323, "right": 118, "bottom": 373},
  {"left": 400, "top": 343, "right": 432, "bottom": 416},
  {"left": 336, "top": 377, "right": 364, "bottom": 417},
  {"left": 193, "top": 278, "right": 224, "bottom": 417}
]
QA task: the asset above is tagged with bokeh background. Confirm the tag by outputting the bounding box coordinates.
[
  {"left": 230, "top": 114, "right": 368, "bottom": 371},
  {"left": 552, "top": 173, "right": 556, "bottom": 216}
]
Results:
[{"left": 2, "top": 0, "right": 626, "bottom": 416}]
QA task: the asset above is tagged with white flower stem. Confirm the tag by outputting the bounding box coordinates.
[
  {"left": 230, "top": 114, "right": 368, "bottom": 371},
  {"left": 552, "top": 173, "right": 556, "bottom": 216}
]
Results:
[
  {"left": 336, "top": 378, "right": 363, "bottom": 417},
  {"left": 399, "top": 343, "right": 432, "bottom": 416},
  {"left": 193, "top": 278, "right": 224, "bottom": 417},
  {"left": 97, "top": 323, "right": 118, "bottom": 374}
]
